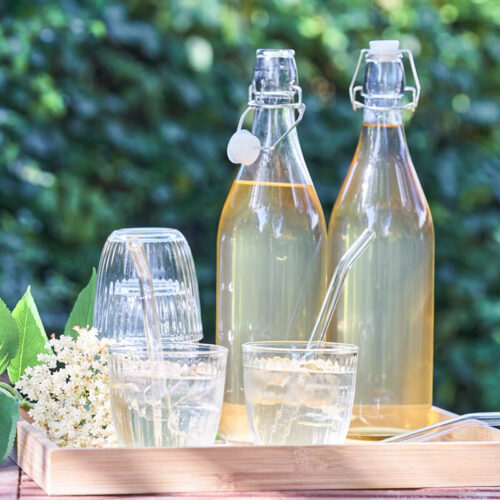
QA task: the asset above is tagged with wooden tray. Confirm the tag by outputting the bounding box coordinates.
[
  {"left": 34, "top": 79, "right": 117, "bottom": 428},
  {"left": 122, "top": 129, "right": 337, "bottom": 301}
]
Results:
[{"left": 16, "top": 408, "right": 500, "bottom": 496}]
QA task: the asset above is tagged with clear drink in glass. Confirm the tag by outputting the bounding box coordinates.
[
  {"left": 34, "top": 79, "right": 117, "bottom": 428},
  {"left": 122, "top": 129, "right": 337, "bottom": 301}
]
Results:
[
  {"left": 243, "top": 341, "right": 358, "bottom": 446},
  {"left": 109, "top": 343, "right": 227, "bottom": 447}
]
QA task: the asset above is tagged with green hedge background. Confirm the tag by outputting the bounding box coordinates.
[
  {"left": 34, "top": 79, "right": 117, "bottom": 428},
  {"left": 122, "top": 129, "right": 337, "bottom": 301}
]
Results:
[{"left": 0, "top": 0, "right": 499, "bottom": 413}]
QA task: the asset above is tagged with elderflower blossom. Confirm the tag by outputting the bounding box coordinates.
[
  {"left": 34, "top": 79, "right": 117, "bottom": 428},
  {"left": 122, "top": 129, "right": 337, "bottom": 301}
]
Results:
[{"left": 15, "top": 327, "right": 117, "bottom": 448}]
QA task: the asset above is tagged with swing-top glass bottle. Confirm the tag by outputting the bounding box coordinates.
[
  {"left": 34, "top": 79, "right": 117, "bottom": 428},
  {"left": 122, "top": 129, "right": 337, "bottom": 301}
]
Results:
[
  {"left": 328, "top": 41, "right": 434, "bottom": 439},
  {"left": 217, "top": 49, "right": 327, "bottom": 443}
]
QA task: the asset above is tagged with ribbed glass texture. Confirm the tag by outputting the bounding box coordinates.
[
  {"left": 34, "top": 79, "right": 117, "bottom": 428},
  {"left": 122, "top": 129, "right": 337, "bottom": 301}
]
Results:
[{"left": 94, "top": 228, "right": 203, "bottom": 342}]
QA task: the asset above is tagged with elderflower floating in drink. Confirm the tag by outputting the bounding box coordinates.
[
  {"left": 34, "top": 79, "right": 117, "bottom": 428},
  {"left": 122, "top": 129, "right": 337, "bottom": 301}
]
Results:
[
  {"left": 242, "top": 341, "right": 358, "bottom": 446},
  {"left": 108, "top": 343, "right": 227, "bottom": 448}
]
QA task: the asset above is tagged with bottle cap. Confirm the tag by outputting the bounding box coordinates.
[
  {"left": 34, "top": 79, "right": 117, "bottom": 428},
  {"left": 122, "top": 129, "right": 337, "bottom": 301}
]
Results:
[
  {"left": 227, "top": 130, "right": 261, "bottom": 165},
  {"left": 369, "top": 40, "right": 400, "bottom": 58},
  {"left": 350, "top": 41, "right": 420, "bottom": 112}
]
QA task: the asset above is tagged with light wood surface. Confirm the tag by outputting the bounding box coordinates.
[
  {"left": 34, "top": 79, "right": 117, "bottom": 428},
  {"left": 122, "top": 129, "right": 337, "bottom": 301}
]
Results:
[
  {"left": 15, "top": 408, "right": 500, "bottom": 496},
  {"left": 4, "top": 457, "right": 500, "bottom": 499}
]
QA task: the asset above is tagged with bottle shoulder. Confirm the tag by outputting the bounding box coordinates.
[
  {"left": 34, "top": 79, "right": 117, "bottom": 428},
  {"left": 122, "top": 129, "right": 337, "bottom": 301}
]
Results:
[
  {"left": 236, "top": 151, "right": 313, "bottom": 186},
  {"left": 218, "top": 180, "right": 327, "bottom": 237},
  {"left": 332, "top": 138, "right": 431, "bottom": 221},
  {"left": 328, "top": 191, "right": 434, "bottom": 240},
  {"left": 329, "top": 160, "right": 433, "bottom": 235}
]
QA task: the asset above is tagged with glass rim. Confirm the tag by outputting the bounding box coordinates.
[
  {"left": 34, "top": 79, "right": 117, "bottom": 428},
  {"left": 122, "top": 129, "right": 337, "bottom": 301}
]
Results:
[
  {"left": 109, "top": 342, "right": 228, "bottom": 357},
  {"left": 366, "top": 52, "right": 403, "bottom": 62},
  {"left": 108, "top": 227, "right": 185, "bottom": 243},
  {"left": 242, "top": 341, "right": 358, "bottom": 355},
  {"left": 256, "top": 48, "right": 295, "bottom": 58}
]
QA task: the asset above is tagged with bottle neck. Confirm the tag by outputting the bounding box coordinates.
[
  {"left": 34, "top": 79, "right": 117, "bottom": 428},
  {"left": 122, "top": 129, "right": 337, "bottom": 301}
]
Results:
[
  {"left": 251, "top": 48, "right": 299, "bottom": 149},
  {"left": 235, "top": 101, "right": 311, "bottom": 186},
  {"left": 237, "top": 49, "right": 312, "bottom": 185},
  {"left": 362, "top": 98, "right": 403, "bottom": 126},
  {"left": 251, "top": 102, "right": 297, "bottom": 148},
  {"left": 358, "top": 102, "right": 407, "bottom": 163},
  {"left": 361, "top": 56, "right": 405, "bottom": 126}
]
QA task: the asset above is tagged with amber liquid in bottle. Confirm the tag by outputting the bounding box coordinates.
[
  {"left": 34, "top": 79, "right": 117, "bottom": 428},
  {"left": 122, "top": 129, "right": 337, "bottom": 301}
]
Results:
[{"left": 218, "top": 180, "right": 325, "bottom": 442}]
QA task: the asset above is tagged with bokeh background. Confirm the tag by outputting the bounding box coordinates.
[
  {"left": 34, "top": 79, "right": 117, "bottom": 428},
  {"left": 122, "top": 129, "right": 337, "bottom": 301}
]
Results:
[{"left": 0, "top": 0, "right": 498, "bottom": 413}]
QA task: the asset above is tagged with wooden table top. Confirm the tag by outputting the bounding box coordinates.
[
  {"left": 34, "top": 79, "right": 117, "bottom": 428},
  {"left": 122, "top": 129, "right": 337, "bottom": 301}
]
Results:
[{"left": 3, "top": 457, "right": 500, "bottom": 500}]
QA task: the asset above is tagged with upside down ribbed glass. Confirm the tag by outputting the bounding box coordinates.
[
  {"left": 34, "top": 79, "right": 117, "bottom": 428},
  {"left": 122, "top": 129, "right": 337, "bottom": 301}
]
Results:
[{"left": 94, "top": 228, "right": 203, "bottom": 342}]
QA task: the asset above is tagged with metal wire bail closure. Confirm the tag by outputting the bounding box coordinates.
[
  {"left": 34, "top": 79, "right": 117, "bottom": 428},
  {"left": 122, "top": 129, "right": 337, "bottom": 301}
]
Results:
[
  {"left": 226, "top": 84, "right": 306, "bottom": 166},
  {"left": 349, "top": 48, "right": 421, "bottom": 112},
  {"left": 247, "top": 84, "right": 305, "bottom": 152}
]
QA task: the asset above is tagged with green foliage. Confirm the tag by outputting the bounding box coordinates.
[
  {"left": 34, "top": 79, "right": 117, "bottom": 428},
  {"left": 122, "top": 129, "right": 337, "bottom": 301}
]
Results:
[
  {"left": 0, "top": 1, "right": 498, "bottom": 413},
  {"left": 8, "top": 287, "right": 50, "bottom": 384},
  {"left": 0, "top": 277, "right": 94, "bottom": 464},
  {"left": 0, "top": 388, "right": 18, "bottom": 464},
  {"left": 0, "top": 299, "right": 19, "bottom": 373},
  {"left": 64, "top": 268, "right": 96, "bottom": 338}
]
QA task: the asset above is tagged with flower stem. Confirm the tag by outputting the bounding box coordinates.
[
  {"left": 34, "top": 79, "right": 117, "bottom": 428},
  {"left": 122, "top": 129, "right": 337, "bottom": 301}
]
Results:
[
  {"left": 0, "top": 382, "right": 33, "bottom": 409},
  {"left": 0, "top": 382, "right": 21, "bottom": 400},
  {"left": 20, "top": 399, "right": 34, "bottom": 411}
]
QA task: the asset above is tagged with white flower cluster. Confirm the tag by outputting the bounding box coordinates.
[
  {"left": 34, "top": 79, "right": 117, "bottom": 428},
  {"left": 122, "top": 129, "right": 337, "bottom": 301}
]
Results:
[{"left": 16, "top": 327, "right": 117, "bottom": 448}]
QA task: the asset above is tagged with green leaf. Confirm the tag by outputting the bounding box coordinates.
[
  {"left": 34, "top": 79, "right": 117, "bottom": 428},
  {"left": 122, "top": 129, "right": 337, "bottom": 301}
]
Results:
[
  {"left": 0, "top": 382, "right": 22, "bottom": 402},
  {"left": 0, "top": 387, "right": 19, "bottom": 464},
  {"left": 0, "top": 298, "right": 19, "bottom": 375},
  {"left": 64, "top": 268, "right": 97, "bottom": 338},
  {"left": 8, "top": 287, "right": 50, "bottom": 384}
]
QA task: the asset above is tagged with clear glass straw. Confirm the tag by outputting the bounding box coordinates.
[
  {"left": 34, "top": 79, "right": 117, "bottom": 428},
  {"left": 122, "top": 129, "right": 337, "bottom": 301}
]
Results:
[
  {"left": 126, "top": 237, "right": 164, "bottom": 447},
  {"left": 382, "top": 412, "right": 500, "bottom": 443},
  {"left": 125, "top": 237, "right": 162, "bottom": 352},
  {"left": 307, "top": 228, "right": 375, "bottom": 348}
]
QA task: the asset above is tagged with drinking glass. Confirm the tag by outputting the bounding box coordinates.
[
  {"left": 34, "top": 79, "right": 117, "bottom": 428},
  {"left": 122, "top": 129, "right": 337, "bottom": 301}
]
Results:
[
  {"left": 242, "top": 341, "right": 358, "bottom": 446},
  {"left": 108, "top": 342, "right": 228, "bottom": 447},
  {"left": 94, "top": 228, "right": 202, "bottom": 342}
]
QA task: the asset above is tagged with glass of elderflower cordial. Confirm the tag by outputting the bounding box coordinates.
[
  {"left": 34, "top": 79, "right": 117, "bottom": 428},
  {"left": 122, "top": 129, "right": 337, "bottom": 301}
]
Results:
[
  {"left": 242, "top": 341, "right": 358, "bottom": 446},
  {"left": 108, "top": 342, "right": 228, "bottom": 448}
]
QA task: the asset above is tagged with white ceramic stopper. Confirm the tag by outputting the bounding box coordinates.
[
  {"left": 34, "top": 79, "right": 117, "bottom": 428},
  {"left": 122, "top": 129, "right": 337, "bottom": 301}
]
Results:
[
  {"left": 227, "top": 129, "right": 261, "bottom": 165},
  {"left": 369, "top": 40, "right": 400, "bottom": 58}
]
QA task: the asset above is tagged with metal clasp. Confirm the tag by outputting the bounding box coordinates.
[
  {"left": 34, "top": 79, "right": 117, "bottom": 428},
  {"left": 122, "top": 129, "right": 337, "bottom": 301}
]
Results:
[
  {"left": 235, "top": 84, "right": 306, "bottom": 152},
  {"left": 349, "top": 48, "right": 421, "bottom": 112}
]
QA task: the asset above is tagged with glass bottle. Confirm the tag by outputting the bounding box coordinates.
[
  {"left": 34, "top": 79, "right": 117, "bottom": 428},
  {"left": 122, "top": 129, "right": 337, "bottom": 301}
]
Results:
[
  {"left": 217, "top": 49, "right": 327, "bottom": 443},
  {"left": 327, "top": 41, "right": 434, "bottom": 439}
]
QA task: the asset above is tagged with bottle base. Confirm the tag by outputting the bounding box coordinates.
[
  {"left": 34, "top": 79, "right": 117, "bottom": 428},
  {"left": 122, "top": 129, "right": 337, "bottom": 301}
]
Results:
[
  {"left": 219, "top": 402, "right": 253, "bottom": 444},
  {"left": 348, "top": 404, "right": 435, "bottom": 441}
]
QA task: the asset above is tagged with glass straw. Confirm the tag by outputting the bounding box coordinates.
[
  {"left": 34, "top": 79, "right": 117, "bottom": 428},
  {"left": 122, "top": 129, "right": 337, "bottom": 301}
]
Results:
[
  {"left": 307, "top": 228, "right": 375, "bottom": 348},
  {"left": 382, "top": 412, "right": 500, "bottom": 442},
  {"left": 126, "top": 237, "right": 162, "bottom": 352},
  {"left": 126, "top": 237, "right": 164, "bottom": 447}
]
